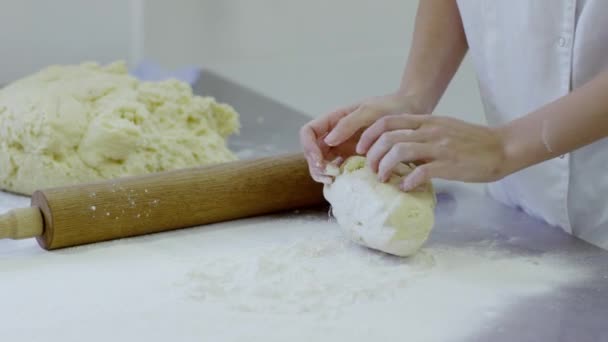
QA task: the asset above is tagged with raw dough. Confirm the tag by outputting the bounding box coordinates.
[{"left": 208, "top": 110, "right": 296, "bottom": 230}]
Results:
[
  {"left": 0, "top": 61, "right": 240, "bottom": 195},
  {"left": 323, "top": 156, "right": 436, "bottom": 257}
]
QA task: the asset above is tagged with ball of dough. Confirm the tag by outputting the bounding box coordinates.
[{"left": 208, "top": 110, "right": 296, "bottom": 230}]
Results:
[
  {"left": 323, "top": 156, "right": 436, "bottom": 257},
  {"left": 0, "top": 61, "right": 240, "bottom": 195}
]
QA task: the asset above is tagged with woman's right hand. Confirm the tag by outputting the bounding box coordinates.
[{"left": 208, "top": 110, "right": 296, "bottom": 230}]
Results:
[{"left": 299, "top": 92, "right": 427, "bottom": 183}]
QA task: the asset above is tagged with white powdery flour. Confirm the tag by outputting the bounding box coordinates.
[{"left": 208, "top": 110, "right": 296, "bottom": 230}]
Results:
[
  {"left": 0, "top": 201, "right": 589, "bottom": 342},
  {"left": 179, "top": 216, "right": 586, "bottom": 341}
]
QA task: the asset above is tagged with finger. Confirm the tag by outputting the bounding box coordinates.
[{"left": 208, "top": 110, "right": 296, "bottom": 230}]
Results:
[
  {"left": 300, "top": 137, "right": 330, "bottom": 184},
  {"left": 300, "top": 125, "right": 325, "bottom": 165},
  {"left": 302, "top": 104, "right": 357, "bottom": 141},
  {"left": 328, "top": 156, "right": 345, "bottom": 168},
  {"left": 313, "top": 174, "right": 333, "bottom": 185},
  {"left": 300, "top": 104, "right": 359, "bottom": 159},
  {"left": 366, "top": 129, "right": 427, "bottom": 172},
  {"left": 324, "top": 104, "right": 386, "bottom": 146},
  {"left": 306, "top": 155, "right": 333, "bottom": 184},
  {"left": 357, "top": 115, "right": 426, "bottom": 154},
  {"left": 315, "top": 104, "right": 359, "bottom": 134},
  {"left": 377, "top": 143, "right": 436, "bottom": 182},
  {"left": 401, "top": 162, "right": 441, "bottom": 191}
]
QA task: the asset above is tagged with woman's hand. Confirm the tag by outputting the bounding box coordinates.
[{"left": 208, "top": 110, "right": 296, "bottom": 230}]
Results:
[
  {"left": 300, "top": 93, "right": 426, "bottom": 183},
  {"left": 357, "top": 114, "right": 509, "bottom": 191}
]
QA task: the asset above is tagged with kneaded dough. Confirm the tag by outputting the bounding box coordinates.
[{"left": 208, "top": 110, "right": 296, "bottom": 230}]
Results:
[
  {"left": 323, "top": 156, "right": 436, "bottom": 257},
  {"left": 0, "top": 61, "right": 240, "bottom": 194}
]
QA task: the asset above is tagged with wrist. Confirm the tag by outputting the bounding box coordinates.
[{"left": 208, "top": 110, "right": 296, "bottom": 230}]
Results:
[
  {"left": 393, "top": 88, "right": 436, "bottom": 114},
  {"left": 493, "top": 123, "right": 527, "bottom": 178}
]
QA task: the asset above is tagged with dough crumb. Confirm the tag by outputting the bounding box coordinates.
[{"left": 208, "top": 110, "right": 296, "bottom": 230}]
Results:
[{"left": 0, "top": 61, "right": 240, "bottom": 194}]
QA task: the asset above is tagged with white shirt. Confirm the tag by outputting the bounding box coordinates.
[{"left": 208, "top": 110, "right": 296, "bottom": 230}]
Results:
[{"left": 456, "top": 0, "right": 608, "bottom": 248}]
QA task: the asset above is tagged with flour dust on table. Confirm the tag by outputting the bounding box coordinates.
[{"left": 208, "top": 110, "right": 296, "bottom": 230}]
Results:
[
  {"left": 0, "top": 206, "right": 592, "bottom": 342},
  {"left": 176, "top": 215, "right": 587, "bottom": 341}
]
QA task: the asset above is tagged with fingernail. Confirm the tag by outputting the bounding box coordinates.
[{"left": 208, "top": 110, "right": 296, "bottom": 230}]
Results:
[
  {"left": 401, "top": 179, "right": 414, "bottom": 191},
  {"left": 319, "top": 177, "right": 333, "bottom": 185},
  {"left": 324, "top": 133, "right": 337, "bottom": 146},
  {"left": 370, "top": 163, "right": 378, "bottom": 173}
]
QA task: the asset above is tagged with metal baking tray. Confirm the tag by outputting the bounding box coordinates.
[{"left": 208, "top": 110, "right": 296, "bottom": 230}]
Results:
[{"left": 194, "top": 70, "right": 310, "bottom": 159}]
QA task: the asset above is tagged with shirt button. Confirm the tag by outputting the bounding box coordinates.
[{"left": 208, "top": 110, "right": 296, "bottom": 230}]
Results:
[{"left": 558, "top": 36, "right": 568, "bottom": 47}]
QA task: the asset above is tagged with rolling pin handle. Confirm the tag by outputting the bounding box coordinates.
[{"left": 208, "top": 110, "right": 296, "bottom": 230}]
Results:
[{"left": 0, "top": 207, "right": 44, "bottom": 240}]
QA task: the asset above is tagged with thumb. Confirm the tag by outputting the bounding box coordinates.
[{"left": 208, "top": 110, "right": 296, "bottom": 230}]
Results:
[{"left": 324, "top": 104, "right": 383, "bottom": 146}]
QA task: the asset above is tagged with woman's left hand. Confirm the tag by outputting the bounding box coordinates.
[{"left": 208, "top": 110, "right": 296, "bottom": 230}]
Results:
[{"left": 356, "top": 114, "right": 510, "bottom": 191}]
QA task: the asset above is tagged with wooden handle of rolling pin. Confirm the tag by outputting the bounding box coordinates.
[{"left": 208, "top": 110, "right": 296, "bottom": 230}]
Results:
[{"left": 0, "top": 153, "right": 325, "bottom": 250}]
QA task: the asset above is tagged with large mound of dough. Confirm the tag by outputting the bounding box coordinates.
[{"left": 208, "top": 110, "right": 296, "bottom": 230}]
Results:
[
  {"left": 0, "top": 61, "right": 240, "bottom": 195},
  {"left": 323, "top": 156, "right": 436, "bottom": 257}
]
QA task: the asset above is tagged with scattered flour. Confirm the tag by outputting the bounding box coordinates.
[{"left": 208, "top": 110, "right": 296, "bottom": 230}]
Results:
[
  {"left": 179, "top": 218, "right": 587, "bottom": 340},
  {"left": 0, "top": 192, "right": 591, "bottom": 342},
  {"left": 184, "top": 229, "right": 436, "bottom": 314}
]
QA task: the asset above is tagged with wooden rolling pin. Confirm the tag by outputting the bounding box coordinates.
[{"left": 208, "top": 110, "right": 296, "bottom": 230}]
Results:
[{"left": 0, "top": 153, "right": 325, "bottom": 250}]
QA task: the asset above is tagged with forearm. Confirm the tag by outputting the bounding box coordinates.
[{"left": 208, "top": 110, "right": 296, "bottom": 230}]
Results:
[
  {"left": 499, "top": 69, "right": 608, "bottom": 175},
  {"left": 398, "top": 0, "right": 468, "bottom": 113}
]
